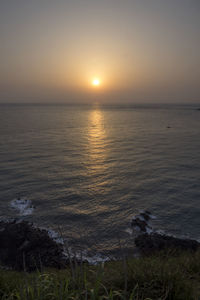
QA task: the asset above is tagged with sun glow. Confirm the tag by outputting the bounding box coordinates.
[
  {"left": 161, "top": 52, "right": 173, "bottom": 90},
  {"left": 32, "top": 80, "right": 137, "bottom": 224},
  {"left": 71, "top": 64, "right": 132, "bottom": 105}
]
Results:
[{"left": 92, "top": 78, "right": 100, "bottom": 86}]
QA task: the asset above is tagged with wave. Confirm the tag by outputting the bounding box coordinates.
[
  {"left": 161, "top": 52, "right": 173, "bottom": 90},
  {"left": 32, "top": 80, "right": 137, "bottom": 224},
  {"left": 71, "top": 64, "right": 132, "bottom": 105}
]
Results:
[
  {"left": 10, "top": 197, "right": 34, "bottom": 216},
  {"left": 47, "top": 229, "right": 65, "bottom": 245},
  {"left": 63, "top": 247, "right": 110, "bottom": 265}
]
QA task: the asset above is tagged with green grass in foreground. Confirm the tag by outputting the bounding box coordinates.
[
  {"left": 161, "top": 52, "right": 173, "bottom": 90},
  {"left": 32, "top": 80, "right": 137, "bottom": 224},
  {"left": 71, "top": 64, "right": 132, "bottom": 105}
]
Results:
[{"left": 0, "top": 250, "right": 200, "bottom": 300}]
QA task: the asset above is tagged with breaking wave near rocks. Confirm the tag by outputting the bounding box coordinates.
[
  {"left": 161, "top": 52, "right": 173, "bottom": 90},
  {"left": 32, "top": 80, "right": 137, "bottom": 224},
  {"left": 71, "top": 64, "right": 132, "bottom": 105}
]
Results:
[{"left": 130, "top": 210, "right": 157, "bottom": 235}]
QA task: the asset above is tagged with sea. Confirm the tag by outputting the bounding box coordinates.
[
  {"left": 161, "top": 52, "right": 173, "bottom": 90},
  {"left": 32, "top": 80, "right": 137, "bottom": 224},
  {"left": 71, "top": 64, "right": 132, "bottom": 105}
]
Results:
[{"left": 0, "top": 103, "right": 200, "bottom": 261}]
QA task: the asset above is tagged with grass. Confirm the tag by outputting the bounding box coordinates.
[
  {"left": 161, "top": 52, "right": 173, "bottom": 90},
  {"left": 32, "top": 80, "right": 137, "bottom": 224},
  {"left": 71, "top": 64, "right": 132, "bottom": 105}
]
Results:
[{"left": 0, "top": 250, "right": 200, "bottom": 300}]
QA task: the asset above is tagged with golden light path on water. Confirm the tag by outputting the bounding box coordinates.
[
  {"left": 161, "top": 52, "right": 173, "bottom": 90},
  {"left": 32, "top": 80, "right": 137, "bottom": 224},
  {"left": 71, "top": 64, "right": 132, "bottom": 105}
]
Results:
[
  {"left": 88, "top": 108, "right": 106, "bottom": 171},
  {"left": 61, "top": 106, "right": 109, "bottom": 218},
  {"left": 86, "top": 107, "right": 110, "bottom": 197}
]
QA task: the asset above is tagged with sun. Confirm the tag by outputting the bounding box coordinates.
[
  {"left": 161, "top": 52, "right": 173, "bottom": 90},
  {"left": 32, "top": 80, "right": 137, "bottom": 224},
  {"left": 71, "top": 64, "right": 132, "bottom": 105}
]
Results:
[{"left": 92, "top": 78, "right": 100, "bottom": 86}]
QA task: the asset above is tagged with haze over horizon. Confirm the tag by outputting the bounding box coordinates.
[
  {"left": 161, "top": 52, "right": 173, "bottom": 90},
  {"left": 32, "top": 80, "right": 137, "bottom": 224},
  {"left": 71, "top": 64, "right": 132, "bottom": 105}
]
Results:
[{"left": 0, "top": 0, "right": 199, "bottom": 104}]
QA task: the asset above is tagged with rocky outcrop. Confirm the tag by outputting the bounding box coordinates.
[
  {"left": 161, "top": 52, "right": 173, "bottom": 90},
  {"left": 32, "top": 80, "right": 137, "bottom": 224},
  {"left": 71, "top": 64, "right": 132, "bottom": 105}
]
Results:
[
  {"left": 131, "top": 211, "right": 153, "bottom": 233},
  {"left": 135, "top": 233, "right": 200, "bottom": 255},
  {"left": 0, "top": 220, "right": 67, "bottom": 271}
]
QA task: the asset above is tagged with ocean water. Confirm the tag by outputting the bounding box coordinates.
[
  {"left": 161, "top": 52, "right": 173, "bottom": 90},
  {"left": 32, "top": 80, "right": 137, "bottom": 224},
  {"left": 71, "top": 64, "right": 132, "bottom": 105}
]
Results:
[{"left": 0, "top": 103, "right": 200, "bottom": 259}]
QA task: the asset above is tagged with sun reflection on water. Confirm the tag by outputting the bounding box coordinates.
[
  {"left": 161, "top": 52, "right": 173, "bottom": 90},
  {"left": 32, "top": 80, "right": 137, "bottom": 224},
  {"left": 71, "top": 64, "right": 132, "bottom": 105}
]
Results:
[{"left": 87, "top": 107, "right": 108, "bottom": 177}]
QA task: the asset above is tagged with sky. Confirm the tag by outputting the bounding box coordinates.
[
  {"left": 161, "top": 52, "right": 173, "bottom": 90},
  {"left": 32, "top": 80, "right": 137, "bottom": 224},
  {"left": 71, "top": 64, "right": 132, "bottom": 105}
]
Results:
[{"left": 0, "top": 0, "right": 199, "bottom": 104}]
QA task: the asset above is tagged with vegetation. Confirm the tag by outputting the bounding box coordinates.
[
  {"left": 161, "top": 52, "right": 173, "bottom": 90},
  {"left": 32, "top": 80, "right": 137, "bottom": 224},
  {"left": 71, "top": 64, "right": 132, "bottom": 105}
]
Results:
[{"left": 0, "top": 250, "right": 200, "bottom": 300}]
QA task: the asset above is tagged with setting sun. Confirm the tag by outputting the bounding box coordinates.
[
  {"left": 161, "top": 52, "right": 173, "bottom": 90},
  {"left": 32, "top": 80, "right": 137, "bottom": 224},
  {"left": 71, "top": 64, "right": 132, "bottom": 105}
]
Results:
[{"left": 92, "top": 79, "right": 100, "bottom": 86}]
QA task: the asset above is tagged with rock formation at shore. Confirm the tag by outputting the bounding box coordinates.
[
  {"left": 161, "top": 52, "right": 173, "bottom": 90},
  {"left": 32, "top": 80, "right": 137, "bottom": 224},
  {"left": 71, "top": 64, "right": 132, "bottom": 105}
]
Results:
[
  {"left": 0, "top": 219, "right": 199, "bottom": 272},
  {"left": 0, "top": 220, "right": 67, "bottom": 271},
  {"left": 131, "top": 210, "right": 153, "bottom": 233},
  {"left": 131, "top": 211, "right": 200, "bottom": 255},
  {"left": 135, "top": 233, "right": 200, "bottom": 255}
]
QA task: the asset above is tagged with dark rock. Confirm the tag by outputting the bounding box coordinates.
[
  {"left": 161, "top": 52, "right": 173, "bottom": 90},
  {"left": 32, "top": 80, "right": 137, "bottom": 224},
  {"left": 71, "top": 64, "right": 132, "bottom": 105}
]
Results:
[
  {"left": 0, "top": 220, "right": 68, "bottom": 271},
  {"left": 131, "top": 211, "right": 153, "bottom": 233},
  {"left": 131, "top": 218, "right": 151, "bottom": 232},
  {"left": 140, "top": 212, "right": 151, "bottom": 222},
  {"left": 144, "top": 210, "right": 151, "bottom": 215},
  {"left": 135, "top": 233, "right": 200, "bottom": 255}
]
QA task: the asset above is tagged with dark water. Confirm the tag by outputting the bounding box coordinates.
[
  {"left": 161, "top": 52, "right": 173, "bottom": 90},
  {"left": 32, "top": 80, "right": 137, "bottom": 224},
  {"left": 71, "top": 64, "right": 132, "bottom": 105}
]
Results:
[{"left": 0, "top": 103, "right": 200, "bottom": 260}]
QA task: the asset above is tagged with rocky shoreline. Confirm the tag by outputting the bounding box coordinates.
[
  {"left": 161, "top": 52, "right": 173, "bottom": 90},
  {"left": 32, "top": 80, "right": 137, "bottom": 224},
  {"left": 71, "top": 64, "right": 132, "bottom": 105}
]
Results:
[
  {"left": 135, "top": 233, "right": 199, "bottom": 255},
  {"left": 0, "top": 220, "right": 67, "bottom": 271},
  {"left": 131, "top": 210, "right": 200, "bottom": 255},
  {"left": 0, "top": 220, "right": 199, "bottom": 271}
]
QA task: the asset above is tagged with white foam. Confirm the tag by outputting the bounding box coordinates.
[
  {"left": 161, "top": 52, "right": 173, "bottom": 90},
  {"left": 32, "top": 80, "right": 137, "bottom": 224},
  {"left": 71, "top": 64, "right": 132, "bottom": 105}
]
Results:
[
  {"left": 132, "top": 215, "right": 145, "bottom": 221},
  {"left": 83, "top": 252, "right": 110, "bottom": 265},
  {"left": 146, "top": 226, "right": 153, "bottom": 234},
  {"left": 10, "top": 198, "right": 34, "bottom": 216},
  {"left": 47, "top": 229, "right": 64, "bottom": 245},
  {"left": 134, "top": 215, "right": 147, "bottom": 221},
  {"left": 131, "top": 211, "right": 156, "bottom": 235},
  {"left": 45, "top": 229, "right": 110, "bottom": 264},
  {"left": 45, "top": 229, "right": 110, "bottom": 265},
  {"left": 131, "top": 224, "right": 153, "bottom": 234},
  {"left": 155, "top": 229, "right": 165, "bottom": 235},
  {"left": 125, "top": 228, "right": 133, "bottom": 235},
  {"left": 149, "top": 214, "right": 157, "bottom": 220},
  {"left": 75, "top": 250, "right": 110, "bottom": 265},
  {"left": 62, "top": 247, "right": 111, "bottom": 265}
]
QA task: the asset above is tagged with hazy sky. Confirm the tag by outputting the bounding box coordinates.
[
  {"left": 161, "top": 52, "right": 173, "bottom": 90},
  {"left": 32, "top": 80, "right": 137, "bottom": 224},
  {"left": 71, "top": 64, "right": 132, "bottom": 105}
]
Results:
[{"left": 0, "top": 0, "right": 199, "bottom": 103}]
